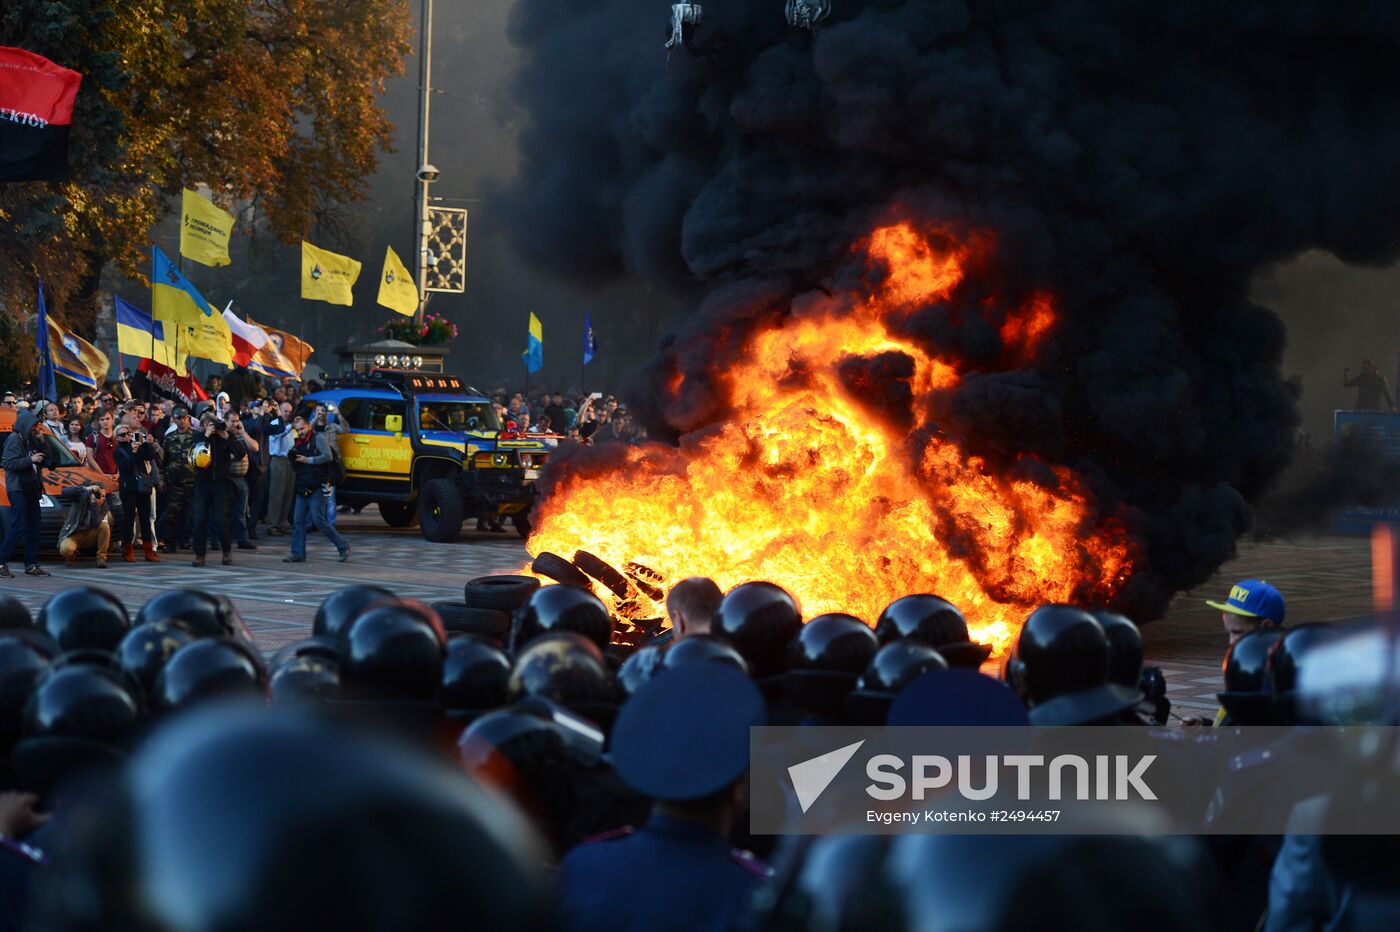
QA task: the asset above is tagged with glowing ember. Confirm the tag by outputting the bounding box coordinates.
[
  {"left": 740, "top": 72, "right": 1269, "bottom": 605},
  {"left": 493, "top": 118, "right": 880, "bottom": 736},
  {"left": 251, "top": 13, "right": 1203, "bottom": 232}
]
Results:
[{"left": 529, "top": 221, "right": 1137, "bottom": 656}]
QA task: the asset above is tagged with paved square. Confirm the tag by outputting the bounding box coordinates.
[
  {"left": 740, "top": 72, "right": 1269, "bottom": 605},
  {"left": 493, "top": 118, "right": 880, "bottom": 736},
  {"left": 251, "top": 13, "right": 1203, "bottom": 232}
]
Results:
[{"left": 0, "top": 509, "right": 1376, "bottom": 714}]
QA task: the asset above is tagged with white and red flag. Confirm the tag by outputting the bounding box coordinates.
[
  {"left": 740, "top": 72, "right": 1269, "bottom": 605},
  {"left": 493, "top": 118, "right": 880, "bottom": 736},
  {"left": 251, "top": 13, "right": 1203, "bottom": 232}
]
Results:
[{"left": 221, "top": 303, "right": 270, "bottom": 368}]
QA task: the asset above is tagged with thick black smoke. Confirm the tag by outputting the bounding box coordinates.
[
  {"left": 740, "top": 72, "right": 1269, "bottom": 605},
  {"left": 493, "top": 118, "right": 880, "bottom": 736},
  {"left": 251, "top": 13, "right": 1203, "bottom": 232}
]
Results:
[{"left": 500, "top": 1, "right": 1400, "bottom": 619}]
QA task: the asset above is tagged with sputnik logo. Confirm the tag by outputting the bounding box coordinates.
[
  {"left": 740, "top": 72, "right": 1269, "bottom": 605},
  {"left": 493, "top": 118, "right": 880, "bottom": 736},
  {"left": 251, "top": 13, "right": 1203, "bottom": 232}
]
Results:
[{"left": 788, "top": 740, "right": 864, "bottom": 813}]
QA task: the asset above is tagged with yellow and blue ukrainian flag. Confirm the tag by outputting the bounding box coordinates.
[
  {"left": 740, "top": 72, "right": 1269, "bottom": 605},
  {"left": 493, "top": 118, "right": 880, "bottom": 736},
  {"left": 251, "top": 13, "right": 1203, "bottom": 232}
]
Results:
[
  {"left": 152, "top": 245, "right": 234, "bottom": 366},
  {"left": 523, "top": 312, "right": 543, "bottom": 373}
]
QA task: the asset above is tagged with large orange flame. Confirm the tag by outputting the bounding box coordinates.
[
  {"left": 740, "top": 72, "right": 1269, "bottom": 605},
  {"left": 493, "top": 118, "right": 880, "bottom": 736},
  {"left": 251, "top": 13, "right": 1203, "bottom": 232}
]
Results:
[{"left": 529, "top": 221, "right": 1136, "bottom": 656}]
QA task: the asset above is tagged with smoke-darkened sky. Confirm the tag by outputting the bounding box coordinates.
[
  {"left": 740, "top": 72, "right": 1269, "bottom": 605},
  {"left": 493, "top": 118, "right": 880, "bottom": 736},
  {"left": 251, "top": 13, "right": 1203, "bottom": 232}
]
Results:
[{"left": 492, "top": 0, "right": 1400, "bottom": 617}]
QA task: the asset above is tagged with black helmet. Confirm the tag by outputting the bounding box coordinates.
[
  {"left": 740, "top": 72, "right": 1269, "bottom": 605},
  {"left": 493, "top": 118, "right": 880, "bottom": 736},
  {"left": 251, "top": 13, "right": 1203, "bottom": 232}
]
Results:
[
  {"left": 440, "top": 636, "right": 512, "bottom": 718},
  {"left": 313, "top": 585, "right": 398, "bottom": 640},
  {"left": 117, "top": 620, "right": 195, "bottom": 698},
  {"left": 136, "top": 589, "right": 251, "bottom": 643},
  {"left": 12, "top": 663, "right": 142, "bottom": 792},
  {"left": 874, "top": 595, "right": 991, "bottom": 667},
  {"left": 152, "top": 638, "right": 268, "bottom": 714},
  {"left": 270, "top": 656, "right": 342, "bottom": 705},
  {"left": 1005, "top": 605, "right": 1141, "bottom": 725},
  {"left": 1267, "top": 623, "right": 1330, "bottom": 697},
  {"left": 459, "top": 700, "right": 604, "bottom": 777},
  {"left": 1218, "top": 627, "right": 1285, "bottom": 725},
  {"left": 271, "top": 636, "right": 343, "bottom": 671},
  {"left": 0, "top": 593, "right": 33, "bottom": 630},
  {"left": 32, "top": 706, "right": 551, "bottom": 931},
  {"left": 1092, "top": 610, "right": 1143, "bottom": 688},
  {"left": 511, "top": 585, "right": 613, "bottom": 653},
  {"left": 1267, "top": 623, "right": 1333, "bottom": 724},
  {"left": 845, "top": 641, "right": 948, "bottom": 724},
  {"left": 784, "top": 614, "right": 879, "bottom": 716},
  {"left": 712, "top": 581, "right": 802, "bottom": 677},
  {"left": 1004, "top": 604, "right": 1107, "bottom": 704},
  {"left": 341, "top": 603, "right": 445, "bottom": 703},
  {"left": 38, "top": 586, "right": 131, "bottom": 652},
  {"left": 617, "top": 645, "right": 665, "bottom": 697},
  {"left": 0, "top": 636, "right": 51, "bottom": 753},
  {"left": 661, "top": 634, "right": 750, "bottom": 675},
  {"left": 508, "top": 632, "right": 616, "bottom": 722}
]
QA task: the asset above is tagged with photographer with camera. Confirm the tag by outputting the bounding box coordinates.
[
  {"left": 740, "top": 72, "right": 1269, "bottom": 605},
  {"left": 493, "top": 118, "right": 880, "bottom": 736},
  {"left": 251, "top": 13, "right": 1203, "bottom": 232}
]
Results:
[
  {"left": 0, "top": 410, "right": 51, "bottom": 577},
  {"left": 115, "top": 423, "right": 161, "bottom": 562},
  {"left": 57, "top": 482, "right": 112, "bottom": 568},
  {"left": 188, "top": 411, "right": 246, "bottom": 568},
  {"left": 312, "top": 403, "right": 343, "bottom": 524}
]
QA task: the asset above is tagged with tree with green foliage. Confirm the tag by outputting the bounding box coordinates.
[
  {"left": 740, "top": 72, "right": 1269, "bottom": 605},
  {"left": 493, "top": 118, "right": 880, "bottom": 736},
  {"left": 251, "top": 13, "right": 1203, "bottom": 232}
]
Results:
[{"left": 0, "top": 0, "right": 412, "bottom": 340}]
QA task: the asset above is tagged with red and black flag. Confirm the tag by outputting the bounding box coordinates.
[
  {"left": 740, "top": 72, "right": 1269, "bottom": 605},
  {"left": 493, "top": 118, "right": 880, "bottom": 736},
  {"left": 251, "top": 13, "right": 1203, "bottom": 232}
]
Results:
[{"left": 0, "top": 46, "right": 82, "bottom": 182}]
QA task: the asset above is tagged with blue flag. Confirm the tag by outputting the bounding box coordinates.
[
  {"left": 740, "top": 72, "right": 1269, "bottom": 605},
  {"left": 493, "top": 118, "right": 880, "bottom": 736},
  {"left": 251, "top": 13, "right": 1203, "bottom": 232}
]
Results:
[
  {"left": 583, "top": 311, "right": 596, "bottom": 366},
  {"left": 522, "top": 312, "right": 543, "bottom": 374},
  {"left": 35, "top": 281, "right": 58, "bottom": 400}
]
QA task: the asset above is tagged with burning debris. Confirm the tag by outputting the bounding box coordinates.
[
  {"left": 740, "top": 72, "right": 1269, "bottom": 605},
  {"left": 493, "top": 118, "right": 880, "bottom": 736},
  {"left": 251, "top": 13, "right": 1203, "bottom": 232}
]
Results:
[
  {"left": 502, "top": 3, "right": 1400, "bottom": 646},
  {"left": 527, "top": 222, "right": 1135, "bottom": 655}
]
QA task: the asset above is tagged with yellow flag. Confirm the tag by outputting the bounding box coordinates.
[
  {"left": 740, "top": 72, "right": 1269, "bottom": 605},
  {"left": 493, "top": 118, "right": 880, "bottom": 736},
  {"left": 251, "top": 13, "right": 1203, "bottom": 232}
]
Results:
[
  {"left": 376, "top": 246, "right": 418, "bottom": 316},
  {"left": 301, "top": 241, "right": 361, "bottom": 307},
  {"left": 179, "top": 189, "right": 234, "bottom": 268},
  {"left": 151, "top": 246, "right": 234, "bottom": 366}
]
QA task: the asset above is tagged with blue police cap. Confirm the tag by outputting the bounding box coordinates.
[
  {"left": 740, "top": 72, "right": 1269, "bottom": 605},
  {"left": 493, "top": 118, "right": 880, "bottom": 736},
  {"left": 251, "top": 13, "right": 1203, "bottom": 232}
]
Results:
[
  {"left": 886, "top": 668, "right": 1030, "bottom": 726},
  {"left": 611, "top": 663, "right": 765, "bottom": 801}
]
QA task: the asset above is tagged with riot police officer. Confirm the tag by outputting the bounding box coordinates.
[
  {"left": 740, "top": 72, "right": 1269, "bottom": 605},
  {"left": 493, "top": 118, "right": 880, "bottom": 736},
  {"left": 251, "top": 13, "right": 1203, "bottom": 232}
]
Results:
[
  {"left": 28, "top": 706, "right": 552, "bottom": 931},
  {"left": 1003, "top": 604, "right": 1142, "bottom": 725},
  {"left": 554, "top": 664, "right": 769, "bottom": 932},
  {"left": 157, "top": 407, "right": 196, "bottom": 552},
  {"left": 711, "top": 581, "right": 803, "bottom": 678}
]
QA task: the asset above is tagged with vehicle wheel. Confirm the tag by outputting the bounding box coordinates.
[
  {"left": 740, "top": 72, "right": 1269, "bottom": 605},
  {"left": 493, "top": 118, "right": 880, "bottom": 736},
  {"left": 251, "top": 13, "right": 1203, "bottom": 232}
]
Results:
[
  {"left": 572, "top": 550, "right": 634, "bottom": 599},
  {"left": 531, "top": 552, "right": 592, "bottom": 588},
  {"left": 465, "top": 575, "right": 540, "bottom": 611},
  {"left": 418, "top": 479, "right": 464, "bottom": 543},
  {"left": 379, "top": 501, "right": 419, "bottom": 528},
  {"left": 431, "top": 601, "right": 512, "bottom": 636},
  {"left": 513, "top": 513, "right": 531, "bottom": 539}
]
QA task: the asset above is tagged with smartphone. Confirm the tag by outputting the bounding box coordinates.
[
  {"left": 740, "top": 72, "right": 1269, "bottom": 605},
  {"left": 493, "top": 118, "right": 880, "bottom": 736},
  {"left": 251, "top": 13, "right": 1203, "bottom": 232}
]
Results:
[{"left": 589, "top": 392, "right": 603, "bottom": 400}]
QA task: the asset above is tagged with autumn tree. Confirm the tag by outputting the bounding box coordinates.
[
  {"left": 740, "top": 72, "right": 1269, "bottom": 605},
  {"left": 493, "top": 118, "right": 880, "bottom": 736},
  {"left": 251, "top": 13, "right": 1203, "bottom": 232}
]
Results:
[{"left": 0, "top": 0, "right": 411, "bottom": 333}]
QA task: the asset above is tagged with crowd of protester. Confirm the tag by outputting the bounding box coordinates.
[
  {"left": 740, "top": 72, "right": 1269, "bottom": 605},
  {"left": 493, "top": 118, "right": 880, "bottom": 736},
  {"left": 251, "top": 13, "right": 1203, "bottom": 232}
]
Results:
[
  {"left": 486, "top": 386, "right": 647, "bottom": 447},
  {"left": 0, "top": 377, "right": 642, "bottom": 573},
  {"left": 0, "top": 563, "right": 1384, "bottom": 930},
  {"left": 0, "top": 376, "right": 355, "bottom": 573}
]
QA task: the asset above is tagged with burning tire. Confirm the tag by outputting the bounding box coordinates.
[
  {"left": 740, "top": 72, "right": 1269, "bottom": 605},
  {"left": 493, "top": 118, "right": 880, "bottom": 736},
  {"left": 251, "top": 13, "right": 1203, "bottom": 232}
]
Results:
[
  {"left": 418, "top": 478, "right": 464, "bottom": 543},
  {"left": 464, "top": 575, "right": 540, "bottom": 611},
  {"left": 430, "top": 601, "right": 512, "bottom": 637},
  {"left": 531, "top": 552, "right": 592, "bottom": 589},
  {"left": 378, "top": 501, "right": 418, "bottom": 528},
  {"left": 572, "top": 550, "right": 634, "bottom": 599},
  {"left": 624, "top": 563, "right": 666, "bottom": 602}
]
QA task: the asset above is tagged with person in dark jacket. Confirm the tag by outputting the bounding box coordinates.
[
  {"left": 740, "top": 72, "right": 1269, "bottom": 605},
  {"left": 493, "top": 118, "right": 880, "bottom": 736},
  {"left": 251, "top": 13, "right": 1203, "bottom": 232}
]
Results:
[
  {"left": 189, "top": 411, "right": 246, "bottom": 567},
  {"left": 57, "top": 483, "right": 112, "bottom": 568},
  {"left": 283, "top": 415, "right": 349, "bottom": 564},
  {"left": 0, "top": 410, "right": 51, "bottom": 578},
  {"left": 114, "top": 423, "right": 161, "bottom": 563}
]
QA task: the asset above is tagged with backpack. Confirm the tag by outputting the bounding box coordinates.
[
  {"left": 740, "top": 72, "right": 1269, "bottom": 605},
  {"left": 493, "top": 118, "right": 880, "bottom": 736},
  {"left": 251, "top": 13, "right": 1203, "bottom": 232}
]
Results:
[{"left": 325, "top": 435, "right": 347, "bottom": 486}]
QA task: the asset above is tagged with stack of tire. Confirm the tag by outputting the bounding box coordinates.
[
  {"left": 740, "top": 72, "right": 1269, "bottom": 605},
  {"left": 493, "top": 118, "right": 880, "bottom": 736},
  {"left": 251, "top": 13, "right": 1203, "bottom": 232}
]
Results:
[
  {"left": 529, "top": 551, "right": 669, "bottom": 646},
  {"left": 433, "top": 576, "right": 542, "bottom": 646}
]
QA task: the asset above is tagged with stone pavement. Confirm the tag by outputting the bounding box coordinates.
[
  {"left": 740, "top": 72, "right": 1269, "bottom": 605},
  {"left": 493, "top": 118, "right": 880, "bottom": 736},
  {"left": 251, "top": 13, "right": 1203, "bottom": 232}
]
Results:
[
  {"left": 0, "top": 509, "right": 1377, "bottom": 714},
  {"left": 0, "top": 510, "right": 530, "bottom": 656}
]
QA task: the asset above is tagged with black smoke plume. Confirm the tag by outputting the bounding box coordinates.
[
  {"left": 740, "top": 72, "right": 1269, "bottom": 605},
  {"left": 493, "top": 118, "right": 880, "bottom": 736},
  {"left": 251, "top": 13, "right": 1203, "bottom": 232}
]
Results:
[{"left": 500, "top": 1, "right": 1400, "bottom": 619}]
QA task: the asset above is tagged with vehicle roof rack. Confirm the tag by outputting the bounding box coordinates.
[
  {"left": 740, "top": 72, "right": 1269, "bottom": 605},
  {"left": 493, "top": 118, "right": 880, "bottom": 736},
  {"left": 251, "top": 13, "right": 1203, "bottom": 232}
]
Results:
[{"left": 322, "top": 370, "right": 482, "bottom": 397}]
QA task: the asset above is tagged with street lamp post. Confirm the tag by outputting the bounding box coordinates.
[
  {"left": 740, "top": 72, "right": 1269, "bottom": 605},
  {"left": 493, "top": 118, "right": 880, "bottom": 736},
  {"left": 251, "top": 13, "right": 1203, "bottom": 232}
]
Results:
[{"left": 414, "top": 0, "right": 436, "bottom": 325}]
